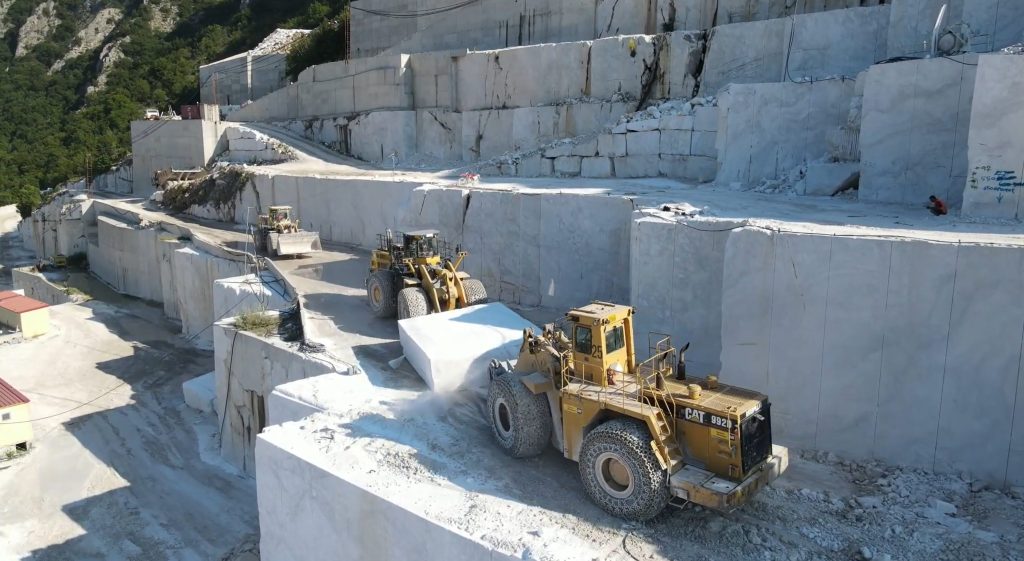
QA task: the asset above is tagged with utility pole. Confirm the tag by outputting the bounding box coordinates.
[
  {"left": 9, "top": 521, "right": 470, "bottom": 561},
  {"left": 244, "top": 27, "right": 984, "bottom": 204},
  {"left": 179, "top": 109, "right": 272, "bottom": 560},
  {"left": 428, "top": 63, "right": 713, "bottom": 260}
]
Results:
[{"left": 85, "top": 151, "right": 92, "bottom": 196}]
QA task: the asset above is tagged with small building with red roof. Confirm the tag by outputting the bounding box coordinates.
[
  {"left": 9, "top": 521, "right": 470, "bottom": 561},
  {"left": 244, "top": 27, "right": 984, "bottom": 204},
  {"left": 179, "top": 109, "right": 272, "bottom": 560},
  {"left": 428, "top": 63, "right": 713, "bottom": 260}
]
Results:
[
  {"left": 0, "top": 291, "right": 50, "bottom": 338},
  {"left": 0, "top": 376, "right": 32, "bottom": 455}
]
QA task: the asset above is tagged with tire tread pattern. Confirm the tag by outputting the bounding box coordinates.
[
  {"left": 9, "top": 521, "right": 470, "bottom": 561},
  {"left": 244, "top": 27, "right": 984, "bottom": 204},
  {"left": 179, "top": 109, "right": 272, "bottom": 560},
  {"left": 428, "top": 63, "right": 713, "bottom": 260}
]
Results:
[
  {"left": 397, "top": 286, "right": 429, "bottom": 320},
  {"left": 487, "top": 373, "right": 553, "bottom": 458},
  {"left": 367, "top": 270, "right": 398, "bottom": 318},
  {"left": 461, "top": 278, "right": 489, "bottom": 306},
  {"left": 578, "top": 418, "right": 671, "bottom": 521}
]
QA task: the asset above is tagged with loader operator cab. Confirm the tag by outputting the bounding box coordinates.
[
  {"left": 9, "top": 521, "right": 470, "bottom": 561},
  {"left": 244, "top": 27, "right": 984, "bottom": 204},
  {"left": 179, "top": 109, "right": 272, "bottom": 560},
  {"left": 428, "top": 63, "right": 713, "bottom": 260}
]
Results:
[
  {"left": 399, "top": 230, "right": 441, "bottom": 259},
  {"left": 564, "top": 302, "right": 637, "bottom": 387},
  {"left": 264, "top": 206, "right": 294, "bottom": 231}
]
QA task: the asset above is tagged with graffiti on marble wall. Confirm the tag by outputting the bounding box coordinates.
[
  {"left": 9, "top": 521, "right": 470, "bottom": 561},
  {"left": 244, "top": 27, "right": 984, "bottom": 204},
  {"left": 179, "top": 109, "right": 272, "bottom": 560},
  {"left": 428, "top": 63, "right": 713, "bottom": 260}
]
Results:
[{"left": 968, "top": 164, "right": 1024, "bottom": 204}]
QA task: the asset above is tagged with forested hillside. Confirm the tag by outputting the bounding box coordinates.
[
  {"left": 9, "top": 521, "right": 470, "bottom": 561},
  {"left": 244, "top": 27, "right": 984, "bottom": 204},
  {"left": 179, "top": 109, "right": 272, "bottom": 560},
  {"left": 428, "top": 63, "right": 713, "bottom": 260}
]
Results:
[{"left": 0, "top": 0, "right": 346, "bottom": 215}]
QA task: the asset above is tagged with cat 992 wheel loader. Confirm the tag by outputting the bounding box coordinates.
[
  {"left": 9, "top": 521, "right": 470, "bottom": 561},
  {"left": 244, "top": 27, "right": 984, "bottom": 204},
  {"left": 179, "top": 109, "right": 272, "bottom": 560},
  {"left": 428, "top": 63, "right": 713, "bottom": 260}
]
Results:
[
  {"left": 365, "top": 229, "right": 488, "bottom": 320},
  {"left": 486, "top": 301, "right": 787, "bottom": 521}
]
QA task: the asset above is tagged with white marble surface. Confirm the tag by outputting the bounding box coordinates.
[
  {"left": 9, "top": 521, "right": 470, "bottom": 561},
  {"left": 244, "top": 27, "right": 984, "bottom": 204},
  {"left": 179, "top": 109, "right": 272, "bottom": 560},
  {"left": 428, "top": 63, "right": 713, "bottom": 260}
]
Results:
[
  {"left": 213, "top": 323, "right": 335, "bottom": 474},
  {"left": 173, "top": 246, "right": 248, "bottom": 349},
  {"left": 718, "top": 226, "right": 1024, "bottom": 486},
  {"left": 716, "top": 79, "right": 854, "bottom": 186},
  {"left": 962, "top": 55, "right": 1024, "bottom": 219},
  {"left": 256, "top": 370, "right": 635, "bottom": 561},
  {"left": 182, "top": 371, "right": 217, "bottom": 414},
  {"left": 887, "top": 0, "right": 1024, "bottom": 58},
  {"left": 630, "top": 213, "right": 742, "bottom": 376},
  {"left": 859, "top": 56, "right": 977, "bottom": 207},
  {"left": 456, "top": 42, "right": 590, "bottom": 112},
  {"left": 700, "top": 7, "right": 887, "bottom": 96},
  {"left": 398, "top": 303, "right": 538, "bottom": 393}
]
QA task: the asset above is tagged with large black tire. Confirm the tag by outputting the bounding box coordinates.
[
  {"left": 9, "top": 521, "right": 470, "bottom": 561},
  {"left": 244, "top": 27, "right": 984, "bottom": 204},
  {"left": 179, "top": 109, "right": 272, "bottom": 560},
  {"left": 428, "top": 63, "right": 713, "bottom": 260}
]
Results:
[
  {"left": 487, "top": 373, "right": 552, "bottom": 458},
  {"left": 462, "top": 278, "right": 488, "bottom": 306},
  {"left": 265, "top": 232, "right": 276, "bottom": 257},
  {"left": 396, "top": 287, "right": 429, "bottom": 320},
  {"left": 579, "top": 418, "right": 671, "bottom": 521},
  {"left": 366, "top": 270, "right": 398, "bottom": 318}
]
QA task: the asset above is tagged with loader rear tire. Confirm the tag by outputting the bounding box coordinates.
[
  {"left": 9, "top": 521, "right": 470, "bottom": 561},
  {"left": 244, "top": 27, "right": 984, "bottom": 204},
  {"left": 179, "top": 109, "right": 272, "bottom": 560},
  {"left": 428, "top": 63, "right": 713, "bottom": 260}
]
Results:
[
  {"left": 487, "top": 372, "right": 552, "bottom": 458},
  {"left": 367, "top": 271, "right": 398, "bottom": 318},
  {"left": 579, "top": 418, "right": 671, "bottom": 521},
  {"left": 462, "top": 278, "right": 488, "bottom": 306},
  {"left": 397, "top": 287, "right": 429, "bottom": 320}
]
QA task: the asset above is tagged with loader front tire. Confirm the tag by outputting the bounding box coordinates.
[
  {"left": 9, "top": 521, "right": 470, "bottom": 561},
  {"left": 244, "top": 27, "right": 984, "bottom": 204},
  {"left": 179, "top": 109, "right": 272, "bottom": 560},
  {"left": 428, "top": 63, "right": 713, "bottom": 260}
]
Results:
[
  {"left": 579, "top": 418, "right": 671, "bottom": 521},
  {"left": 487, "top": 372, "right": 552, "bottom": 458},
  {"left": 462, "top": 278, "right": 488, "bottom": 306},
  {"left": 397, "top": 287, "right": 429, "bottom": 320},
  {"left": 367, "top": 271, "right": 398, "bottom": 318}
]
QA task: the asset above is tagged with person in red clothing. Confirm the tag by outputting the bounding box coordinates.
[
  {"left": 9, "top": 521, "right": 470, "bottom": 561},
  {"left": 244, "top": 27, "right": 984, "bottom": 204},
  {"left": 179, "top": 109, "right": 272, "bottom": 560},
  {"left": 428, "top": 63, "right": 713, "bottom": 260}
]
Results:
[{"left": 927, "top": 195, "right": 948, "bottom": 216}]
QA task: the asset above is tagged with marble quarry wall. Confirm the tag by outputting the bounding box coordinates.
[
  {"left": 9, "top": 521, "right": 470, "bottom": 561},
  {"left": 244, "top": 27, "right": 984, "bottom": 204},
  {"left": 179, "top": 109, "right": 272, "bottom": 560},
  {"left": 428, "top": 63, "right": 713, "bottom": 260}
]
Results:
[
  {"left": 718, "top": 227, "right": 1024, "bottom": 486},
  {"left": 214, "top": 322, "right": 341, "bottom": 474},
  {"left": 859, "top": 55, "right": 978, "bottom": 207},
  {"left": 962, "top": 54, "right": 1024, "bottom": 219}
]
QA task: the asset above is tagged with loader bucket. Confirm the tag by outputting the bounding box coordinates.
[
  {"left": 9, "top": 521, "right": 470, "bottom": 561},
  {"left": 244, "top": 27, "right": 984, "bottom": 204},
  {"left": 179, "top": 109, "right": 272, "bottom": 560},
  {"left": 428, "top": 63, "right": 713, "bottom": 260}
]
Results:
[{"left": 269, "top": 232, "right": 323, "bottom": 256}]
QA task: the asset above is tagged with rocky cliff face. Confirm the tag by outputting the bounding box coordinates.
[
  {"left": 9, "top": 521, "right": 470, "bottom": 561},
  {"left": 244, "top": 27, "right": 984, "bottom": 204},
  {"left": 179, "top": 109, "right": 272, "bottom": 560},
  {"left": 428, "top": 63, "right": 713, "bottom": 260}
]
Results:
[
  {"left": 49, "top": 6, "right": 121, "bottom": 72},
  {"left": 14, "top": 0, "right": 58, "bottom": 56}
]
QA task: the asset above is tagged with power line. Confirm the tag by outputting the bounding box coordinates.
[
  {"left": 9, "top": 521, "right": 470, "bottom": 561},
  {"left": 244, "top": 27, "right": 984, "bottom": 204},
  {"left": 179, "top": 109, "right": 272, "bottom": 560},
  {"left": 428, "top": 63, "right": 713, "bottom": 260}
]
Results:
[{"left": 349, "top": 0, "right": 479, "bottom": 18}]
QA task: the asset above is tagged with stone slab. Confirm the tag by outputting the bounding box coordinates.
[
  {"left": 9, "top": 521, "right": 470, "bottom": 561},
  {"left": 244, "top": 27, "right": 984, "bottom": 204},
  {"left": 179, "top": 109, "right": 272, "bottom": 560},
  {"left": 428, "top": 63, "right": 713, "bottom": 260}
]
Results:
[
  {"left": 801, "top": 162, "right": 859, "bottom": 196},
  {"left": 660, "top": 130, "right": 692, "bottom": 156},
  {"left": 613, "top": 155, "right": 660, "bottom": 178},
  {"left": 554, "top": 156, "right": 582, "bottom": 176},
  {"left": 597, "top": 133, "right": 627, "bottom": 157},
  {"left": 860, "top": 56, "right": 977, "bottom": 207},
  {"left": 257, "top": 422, "right": 521, "bottom": 561},
  {"left": 962, "top": 55, "right": 1024, "bottom": 219},
  {"left": 581, "top": 156, "right": 613, "bottom": 178},
  {"left": 874, "top": 241, "right": 957, "bottom": 470},
  {"left": 570, "top": 138, "right": 598, "bottom": 157},
  {"left": 717, "top": 80, "right": 854, "bottom": 186},
  {"left": 934, "top": 246, "right": 1024, "bottom": 482},
  {"left": 626, "top": 131, "right": 661, "bottom": 156},
  {"left": 182, "top": 371, "right": 216, "bottom": 414},
  {"left": 397, "top": 303, "right": 539, "bottom": 393},
  {"left": 813, "top": 238, "right": 890, "bottom": 457}
]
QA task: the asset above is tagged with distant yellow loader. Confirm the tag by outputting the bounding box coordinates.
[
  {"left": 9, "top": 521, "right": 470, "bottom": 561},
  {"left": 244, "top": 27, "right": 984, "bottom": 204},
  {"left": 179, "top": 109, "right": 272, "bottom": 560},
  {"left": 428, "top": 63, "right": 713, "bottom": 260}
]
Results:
[
  {"left": 365, "top": 229, "right": 487, "bottom": 320},
  {"left": 255, "top": 206, "right": 322, "bottom": 257}
]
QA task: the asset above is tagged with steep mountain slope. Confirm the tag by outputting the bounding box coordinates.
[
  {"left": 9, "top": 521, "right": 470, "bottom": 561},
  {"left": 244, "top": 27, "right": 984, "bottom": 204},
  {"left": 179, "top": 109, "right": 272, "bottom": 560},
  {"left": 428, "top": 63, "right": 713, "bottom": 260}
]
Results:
[{"left": 0, "top": 0, "right": 345, "bottom": 215}]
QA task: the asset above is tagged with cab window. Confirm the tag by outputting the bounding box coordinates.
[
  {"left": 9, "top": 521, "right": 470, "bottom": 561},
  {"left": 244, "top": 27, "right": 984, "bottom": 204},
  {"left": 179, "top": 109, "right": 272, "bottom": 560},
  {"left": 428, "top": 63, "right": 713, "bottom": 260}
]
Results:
[
  {"left": 574, "top": 325, "right": 592, "bottom": 355},
  {"left": 605, "top": 325, "right": 625, "bottom": 354}
]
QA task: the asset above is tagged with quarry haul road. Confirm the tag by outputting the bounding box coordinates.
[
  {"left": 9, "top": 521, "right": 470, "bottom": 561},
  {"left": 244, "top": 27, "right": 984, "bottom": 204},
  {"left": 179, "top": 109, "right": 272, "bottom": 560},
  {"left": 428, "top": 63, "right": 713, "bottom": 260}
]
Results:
[{"left": 0, "top": 303, "right": 257, "bottom": 561}]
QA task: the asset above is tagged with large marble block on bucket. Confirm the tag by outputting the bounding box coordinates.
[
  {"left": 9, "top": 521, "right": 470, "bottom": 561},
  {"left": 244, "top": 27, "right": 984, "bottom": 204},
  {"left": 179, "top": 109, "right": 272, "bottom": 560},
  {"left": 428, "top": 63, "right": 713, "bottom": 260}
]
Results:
[{"left": 398, "top": 303, "right": 538, "bottom": 393}]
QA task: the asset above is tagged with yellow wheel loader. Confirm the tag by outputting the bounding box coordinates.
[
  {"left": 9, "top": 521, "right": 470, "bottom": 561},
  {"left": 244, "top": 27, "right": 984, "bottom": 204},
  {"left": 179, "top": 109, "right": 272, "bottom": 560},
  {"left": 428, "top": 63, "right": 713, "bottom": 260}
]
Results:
[
  {"left": 366, "top": 229, "right": 487, "bottom": 320},
  {"left": 486, "top": 302, "right": 787, "bottom": 521},
  {"left": 255, "top": 206, "right": 322, "bottom": 257}
]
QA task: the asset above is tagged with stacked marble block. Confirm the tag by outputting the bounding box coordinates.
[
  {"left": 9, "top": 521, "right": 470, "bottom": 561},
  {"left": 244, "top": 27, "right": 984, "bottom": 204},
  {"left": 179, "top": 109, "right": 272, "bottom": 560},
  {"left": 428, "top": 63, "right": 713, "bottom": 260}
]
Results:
[
  {"left": 515, "top": 105, "right": 718, "bottom": 182},
  {"left": 224, "top": 126, "right": 294, "bottom": 164}
]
